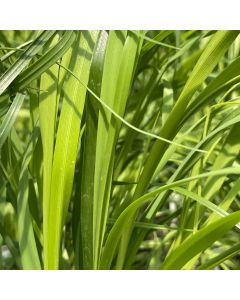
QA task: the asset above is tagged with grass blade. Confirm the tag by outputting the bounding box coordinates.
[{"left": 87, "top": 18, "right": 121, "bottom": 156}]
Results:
[
  {"left": 44, "top": 31, "right": 98, "bottom": 270},
  {"left": 17, "top": 127, "right": 41, "bottom": 270},
  {"left": 0, "top": 93, "right": 25, "bottom": 149},
  {"left": 160, "top": 211, "right": 240, "bottom": 270},
  {"left": 0, "top": 31, "right": 55, "bottom": 96}
]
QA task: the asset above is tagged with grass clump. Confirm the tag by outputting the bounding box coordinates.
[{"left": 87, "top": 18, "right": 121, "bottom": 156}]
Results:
[{"left": 1, "top": 30, "right": 240, "bottom": 270}]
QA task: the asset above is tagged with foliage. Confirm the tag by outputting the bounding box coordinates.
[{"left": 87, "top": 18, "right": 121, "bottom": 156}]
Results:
[{"left": 0, "top": 30, "right": 240, "bottom": 270}]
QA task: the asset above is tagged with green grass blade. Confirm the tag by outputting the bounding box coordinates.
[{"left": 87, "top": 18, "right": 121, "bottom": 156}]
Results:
[
  {"left": 39, "top": 35, "right": 62, "bottom": 269},
  {"left": 0, "top": 40, "right": 33, "bottom": 63},
  {"left": 0, "top": 93, "right": 25, "bottom": 149},
  {"left": 77, "top": 31, "right": 107, "bottom": 269},
  {"left": 198, "top": 242, "right": 240, "bottom": 270},
  {"left": 140, "top": 31, "right": 174, "bottom": 55},
  {"left": 160, "top": 211, "right": 240, "bottom": 270},
  {"left": 93, "top": 30, "right": 140, "bottom": 269},
  {"left": 13, "top": 31, "right": 75, "bottom": 91},
  {"left": 44, "top": 31, "right": 98, "bottom": 270},
  {"left": 172, "top": 187, "right": 232, "bottom": 221},
  {"left": 203, "top": 122, "right": 240, "bottom": 200},
  {"left": 17, "top": 127, "right": 41, "bottom": 270},
  {"left": 183, "top": 56, "right": 240, "bottom": 124},
  {"left": 0, "top": 31, "right": 55, "bottom": 96}
]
